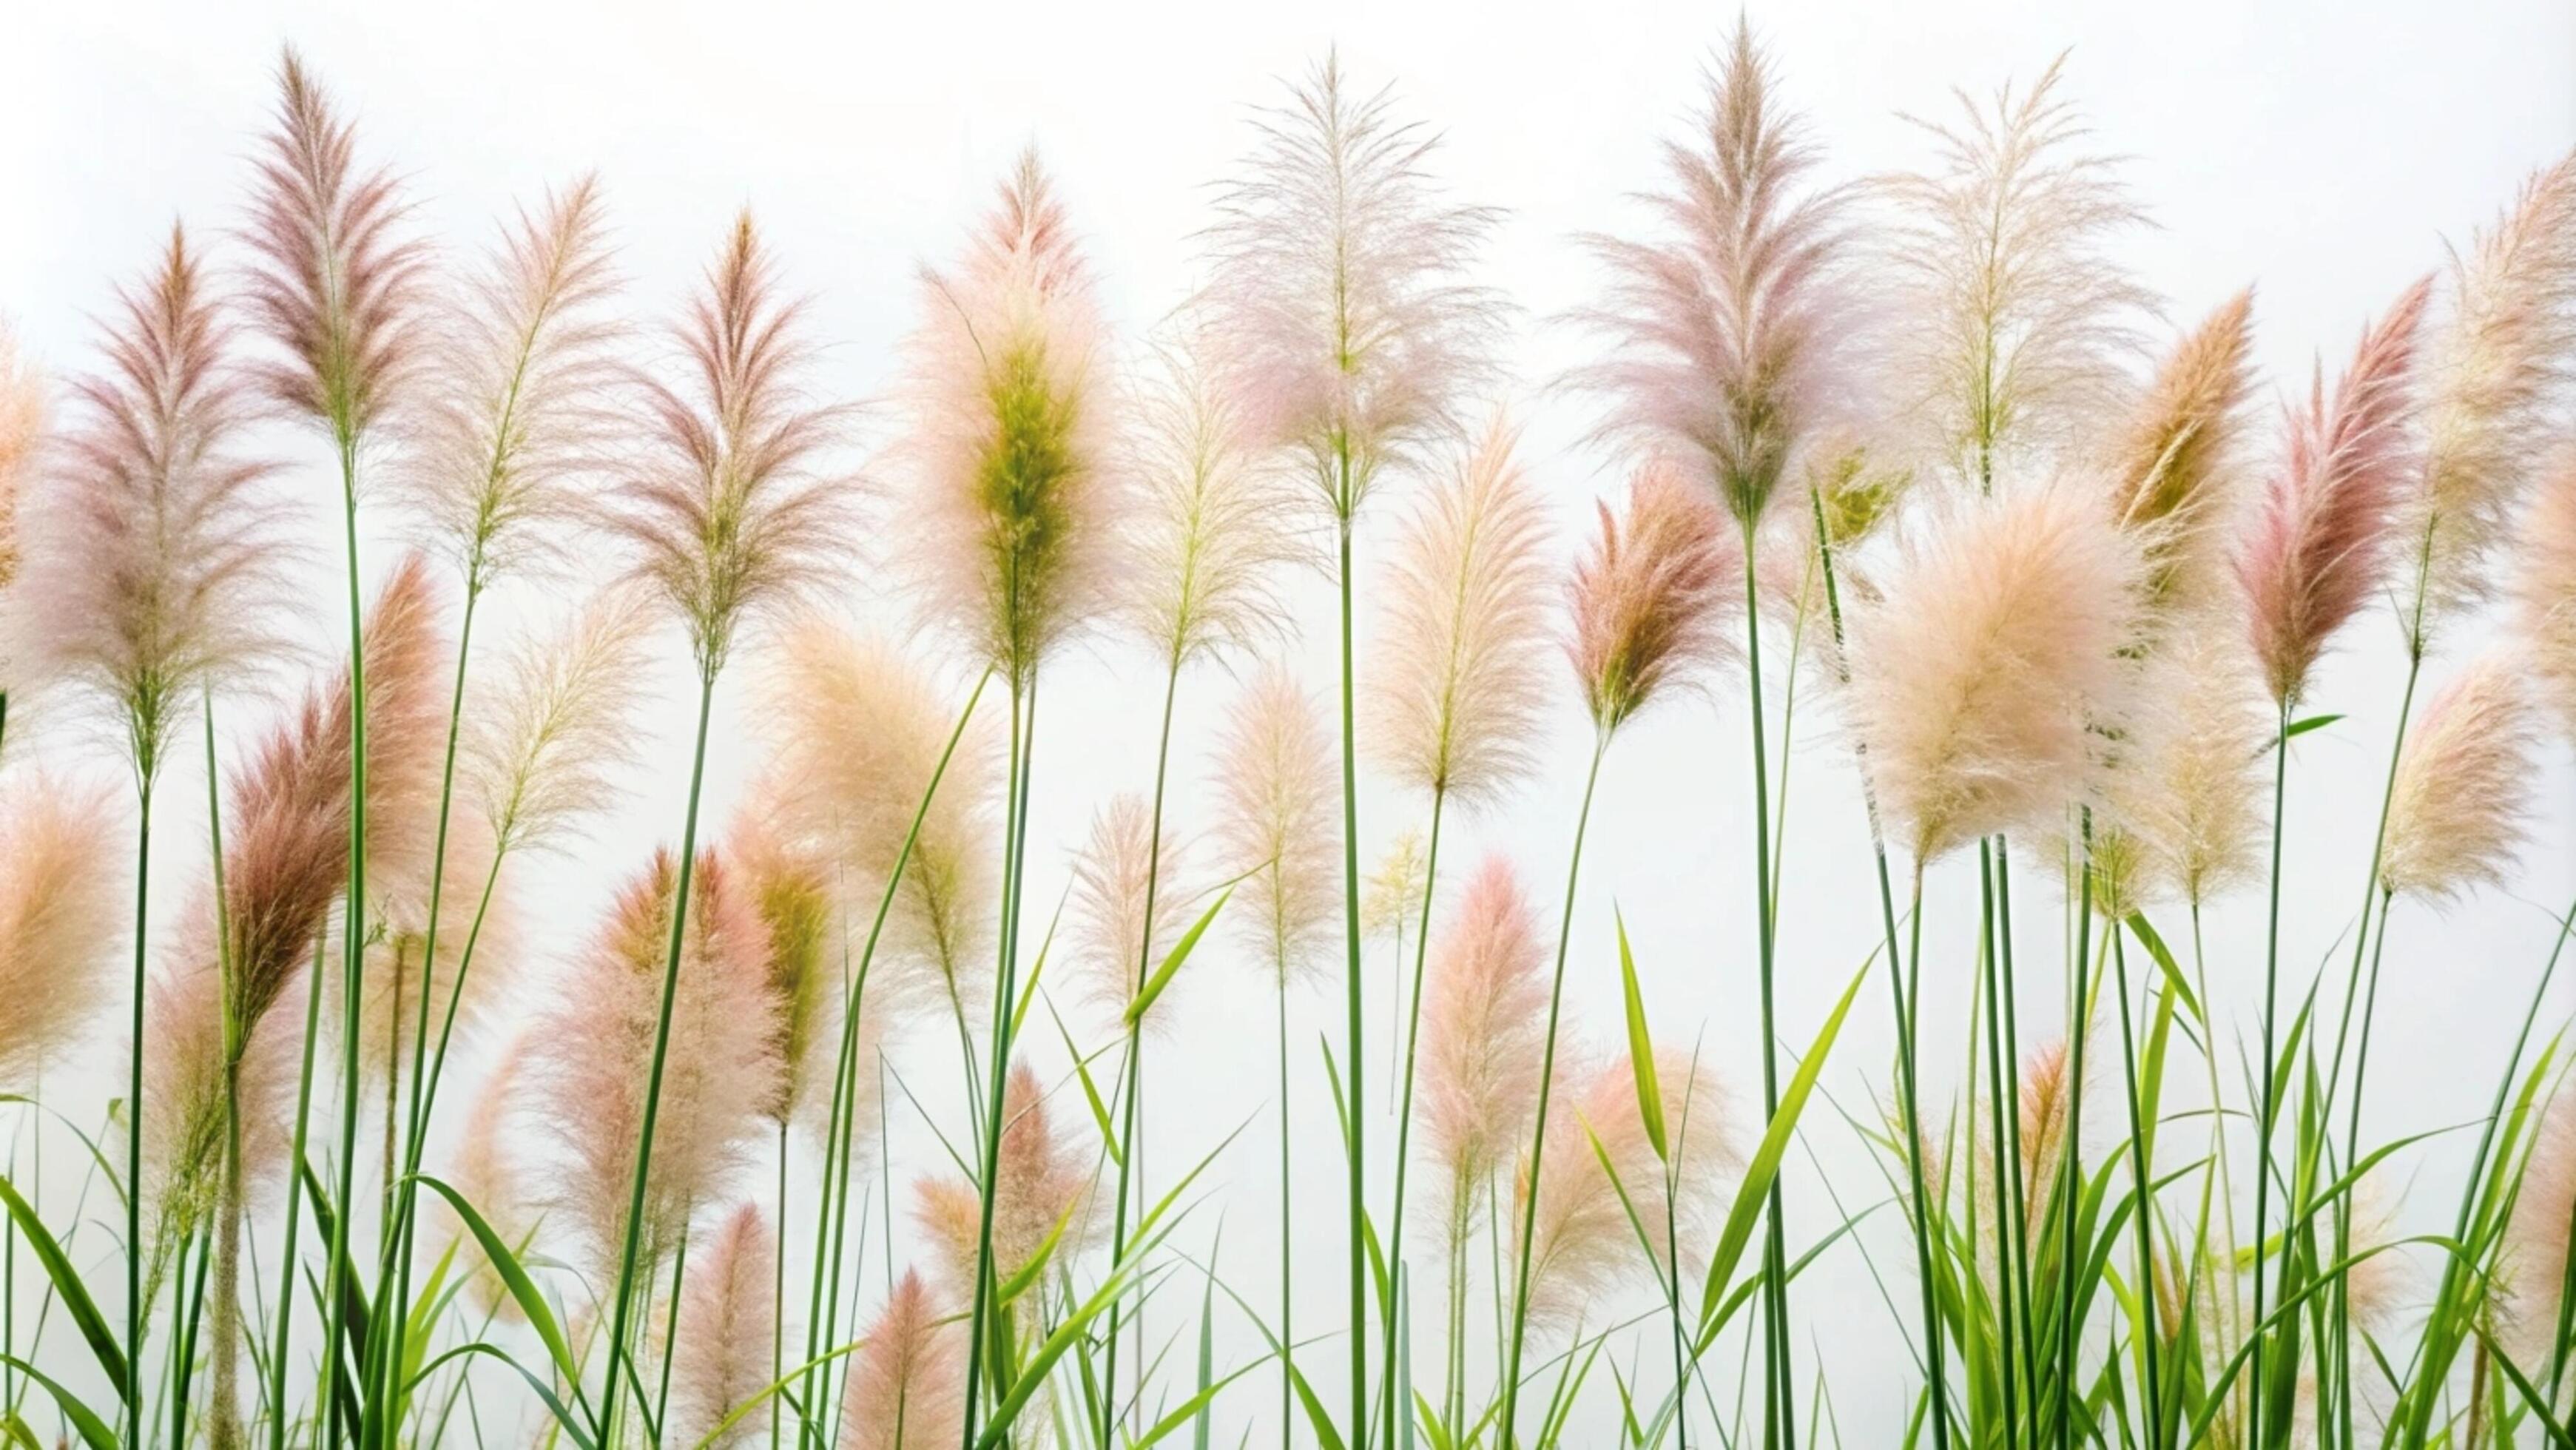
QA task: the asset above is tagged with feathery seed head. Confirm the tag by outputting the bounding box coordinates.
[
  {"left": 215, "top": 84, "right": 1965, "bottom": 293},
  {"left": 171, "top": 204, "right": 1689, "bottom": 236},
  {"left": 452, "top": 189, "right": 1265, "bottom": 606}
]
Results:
[
  {"left": 2109, "top": 290, "right": 2257, "bottom": 610},
  {"left": 754, "top": 617, "right": 999, "bottom": 1028},
  {"left": 395, "top": 175, "right": 625, "bottom": 590},
  {"left": 1199, "top": 53, "right": 1500, "bottom": 518},
  {"left": 1361, "top": 827, "right": 1429, "bottom": 940},
  {"left": 242, "top": 47, "right": 428, "bottom": 444},
  {"left": 2379, "top": 653, "right": 2536, "bottom": 903},
  {"left": 838, "top": 1270, "right": 965, "bottom": 1450},
  {"left": 0, "top": 320, "right": 43, "bottom": 593},
  {"left": 672, "top": 1201, "right": 777, "bottom": 1449},
  {"left": 1881, "top": 54, "right": 2153, "bottom": 486},
  {"left": 613, "top": 212, "right": 853, "bottom": 677},
  {"left": 536, "top": 847, "right": 780, "bottom": 1278},
  {"left": 1853, "top": 481, "right": 2145, "bottom": 863},
  {"left": 2501, "top": 1089, "right": 2576, "bottom": 1365},
  {"left": 2407, "top": 154, "right": 2576, "bottom": 636},
  {"left": 18, "top": 225, "right": 299, "bottom": 778},
  {"left": 912, "top": 1063, "right": 1094, "bottom": 1306},
  {"left": 465, "top": 584, "right": 656, "bottom": 858},
  {"left": 902, "top": 152, "right": 1121, "bottom": 687},
  {"left": 1213, "top": 664, "right": 1342, "bottom": 988},
  {"left": 0, "top": 775, "right": 124, "bottom": 1086},
  {"left": 1367, "top": 417, "right": 1555, "bottom": 806},
  {"left": 1568, "top": 456, "right": 1740, "bottom": 733},
  {"left": 1419, "top": 856, "right": 1551, "bottom": 1198},
  {"left": 729, "top": 789, "right": 837, "bottom": 1122},
  {"left": 1068, "top": 792, "right": 1194, "bottom": 1031},
  {"left": 1577, "top": 22, "right": 1864, "bottom": 526},
  {"left": 2513, "top": 448, "right": 2576, "bottom": 743},
  {"left": 2237, "top": 278, "right": 2432, "bottom": 706}
]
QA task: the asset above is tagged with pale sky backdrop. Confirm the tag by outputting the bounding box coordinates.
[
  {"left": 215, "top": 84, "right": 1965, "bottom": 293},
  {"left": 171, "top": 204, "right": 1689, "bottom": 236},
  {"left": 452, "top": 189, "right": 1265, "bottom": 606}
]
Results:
[{"left": 4, "top": 0, "right": 2574, "bottom": 1442}]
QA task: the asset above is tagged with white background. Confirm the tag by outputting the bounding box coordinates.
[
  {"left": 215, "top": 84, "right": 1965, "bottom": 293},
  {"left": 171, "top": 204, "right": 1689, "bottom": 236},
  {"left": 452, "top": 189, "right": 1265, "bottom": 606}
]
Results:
[{"left": 4, "top": 0, "right": 2574, "bottom": 1441}]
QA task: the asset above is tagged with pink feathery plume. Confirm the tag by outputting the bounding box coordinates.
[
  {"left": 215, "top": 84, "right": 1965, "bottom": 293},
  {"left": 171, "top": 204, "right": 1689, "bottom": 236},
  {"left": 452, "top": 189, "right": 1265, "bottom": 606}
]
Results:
[
  {"left": 912, "top": 1063, "right": 1095, "bottom": 1311},
  {"left": 445, "top": 1033, "right": 534, "bottom": 1320},
  {"left": 1567, "top": 456, "right": 1741, "bottom": 733},
  {"left": 2236, "top": 277, "right": 2432, "bottom": 706},
  {"left": 900, "top": 152, "right": 1122, "bottom": 685},
  {"left": 395, "top": 174, "right": 625, "bottom": 589},
  {"left": 729, "top": 792, "right": 837, "bottom": 1124},
  {"left": 1067, "top": 792, "right": 1194, "bottom": 1031},
  {"left": 240, "top": 47, "right": 428, "bottom": 442},
  {"left": 754, "top": 617, "right": 1000, "bottom": 1028},
  {"left": 838, "top": 1269, "right": 965, "bottom": 1450},
  {"left": 2378, "top": 654, "right": 2537, "bottom": 903},
  {"left": 534, "top": 848, "right": 782, "bottom": 1281},
  {"left": 2501, "top": 1089, "right": 2576, "bottom": 1365},
  {"left": 1575, "top": 21, "right": 1863, "bottom": 527},
  {"left": 1366, "top": 417, "right": 1557, "bottom": 809},
  {"left": 2408, "top": 152, "right": 2576, "bottom": 631},
  {"left": 2514, "top": 450, "right": 2576, "bottom": 743},
  {"left": 672, "top": 1201, "right": 778, "bottom": 1449},
  {"left": 1212, "top": 664, "right": 1342, "bottom": 988},
  {"left": 0, "top": 320, "right": 42, "bottom": 594},
  {"left": 1878, "top": 55, "right": 2152, "bottom": 483},
  {"left": 1198, "top": 53, "right": 1500, "bottom": 514},
  {"left": 1417, "top": 856, "right": 1551, "bottom": 1205},
  {"left": 0, "top": 775, "right": 125, "bottom": 1086},
  {"left": 2109, "top": 290, "right": 2258, "bottom": 608},
  {"left": 1515, "top": 1056, "right": 1731, "bottom": 1328},
  {"left": 611, "top": 212, "right": 852, "bottom": 676},
  {"left": 18, "top": 226, "right": 298, "bottom": 774},
  {"left": 1852, "top": 482, "right": 2145, "bottom": 863}
]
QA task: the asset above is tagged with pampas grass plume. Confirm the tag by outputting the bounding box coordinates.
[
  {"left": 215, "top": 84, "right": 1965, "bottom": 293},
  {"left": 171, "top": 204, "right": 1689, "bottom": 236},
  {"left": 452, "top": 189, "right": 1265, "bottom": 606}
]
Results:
[
  {"left": 465, "top": 585, "right": 654, "bottom": 858},
  {"left": 0, "top": 775, "right": 125, "bottom": 1085},
  {"left": 2110, "top": 290, "right": 2256, "bottom": 606},
  {"left": 1367, "top": 417, "right": 1555, "bottom": 808},
  {"left": 1200, "top": 53, "right": 1498, "bottom": 514},
  {"left": 2237, "top": 278, "right": 2432, "bottom": 706},
  {"left": 1567, "top": 456, "right": 1739, "bottom": 732},
  {"left": 1577, "top": 21, "right": 1861, "bottom": 525},
  {"left": 1068, "top": 792, "right": 1194, "bottom": 1030},
  {"left": 1214, "top": 665, "right": 1342, "bottom": 988},
  {"left": 0, "top": 321, "right": 41, "bottom": 593},
  {"left": 672, "top": 1201, "right": 778, "bottom": 1449},
  {"left": 2378, "top": 653, "right": 2537, "bottom": 903},
  {"left": 2514, "top": 449, "right": 2576, "bottom": 743},
  {"left": 838, "top": 1269, "right": 965, "bottom": 1450},
  {"left": 1417, "top": 856, "right": 1551, "bottom": 1200},
  {"left": 1852, "top": 482, "right": 2144, "bottom": 863},
  {"left": 912, "top": 1063, "right": 1094, "bottom": 1300}
]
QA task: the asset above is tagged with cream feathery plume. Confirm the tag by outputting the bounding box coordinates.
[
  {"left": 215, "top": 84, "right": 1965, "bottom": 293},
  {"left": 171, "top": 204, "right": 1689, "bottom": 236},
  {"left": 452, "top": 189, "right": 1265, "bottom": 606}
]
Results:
[
  {"left": 2513, "top": 450, "right": 2576, "bottom": 742},
  {"left": 754, "top": 616, "right": 999, "bottom": 1028},
  {"left": 2107, "top": 290, "right": 2257, "bottom": 608},
  {"left": 1417, "top": 857, "right": 1551, "bottom": 1204},
  {"left": 1366, "top": 417, "right": 1555, "bottom": 808},
  {"left": 2501, "top": 1088, "right": 2576, "bottom": 1365},
  {"left": 1880, "top": 55, "right": 2152, "bottom": 485},
  {"left": 360, "top": 797, "right": 519, "bottom": 1091},
  {"left": 0, "top": 775, "right": 124, "bottom": 1086},
  {"left": 394, "top": 175, "right": 624, "bottom": 590},
  {"left": 900, "top": 152, "right": 1121, "bottom": 686},
  {"left": 672, "top": 1201, "right": 778, "bottom": 1449},
  {"left": 535, "top": 848, "right": 781, "bottom": 1280},
  {"left": 445, "top": 1033, "right": 534, "bottom": 1321},
  {"left": 1575, "top": 21, "right": 1863, "bottom": 527},
  {"left": 1516, "top": 1055, "right": 1730, "bottom": 1328},
  {"left": 2405, "top": 154, "right": 2576, "bottom": 635},
  {"left": 729, "top": 789, "right": 837, "bottom": 1124},
  {"left": 1852, "top": 481, "right": 2145, "bottom": 864},
  {"left": 2378, "top": 653, "right": 2536, "bottom": 903},
  {"left": 2128, "top": 622, "right": 2271, "bottom": 907},
  {"left": 0, "top": 320, "right": 41, "bottom": 595},
  {"left": 17, "top": 226, "right": 298, "bottom": 776},
  {"left": 1361, "top": 827, "right": 1429, "bottom": 941},
  {"left": 1068, "top": 792, "right": 1194, "bottom": 1030},
  {"left": 464, "top": 585, "right": 655, "bottom": 859},
  {"left": 912, "top": 1063, "right": 1096, "bottom": 1304},
  {"left": 1198, "top": 52, "right": 1499, "bottom": 516},
  {"left": 1213, "top": 664, "right": 1342, "bottom": 988},
  {"left": 240, "top": 47, "right": 428, "bottom": 445},
  {"left": 611, "top": 212, "right": 852, "bottom": 677},
  {"left": 1119, "top": 333, "right": 1311, "bottom": 665},
  {"left": 837, "top": 1269, "right": 965, "bottom": 1450},
  {"left": 138, "top": 954, "right": 289, "bottom": 1265},
  {"left": 1567, "top": 456, "right": 1740, "bottom": 733},
  {"left": 2014, "top": 1038, "right": 2076, "bottom": 1241},
  {"left": 2237, "top": 278, "right": 2432, "bottom": 707}
]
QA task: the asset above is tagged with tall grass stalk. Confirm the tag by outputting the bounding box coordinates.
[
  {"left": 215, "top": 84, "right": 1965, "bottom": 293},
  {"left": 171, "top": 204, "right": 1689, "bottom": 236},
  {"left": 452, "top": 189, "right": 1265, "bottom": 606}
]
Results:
[
  {"left": 960, "top": 679, "right": 1039, "bottom": 1446},
  {"left": 1740, "top": 524, "right": 1796, "bottom": 1450},
  {"left": 320, "top": 431, "right": 368, "bottom": 1450},
  {"left": 1497, "top": 730, "right": 1608, "bottom": 1449},
  {"left": 2247, "top": 699, "right": 2291, "bottom": 1449}
]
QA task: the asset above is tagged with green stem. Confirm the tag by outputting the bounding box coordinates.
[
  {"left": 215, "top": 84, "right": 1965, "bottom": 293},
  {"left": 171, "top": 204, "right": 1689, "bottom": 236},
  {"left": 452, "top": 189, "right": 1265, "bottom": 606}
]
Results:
[
  {"left": 1336, "top": 496, "right": 1369, "bottom": 1450},
  {"left": 321, "top": 431, "right": 369, "bottom": 1450},
  {"left": 960, "top": 678, "right": 1036, "bottom": 1448},
  {"left": 1996, "top": 849, "right": 2037, "bottom": 1449},
  {"left": 1497, "top": 732, "right": 1609, "bottom": 1449},
  {"left": 206, "top": 700, "right": 250, "bottom": 1450},
  {"left": 1980, "top": 843, "right": 2023, "bottom": 1446},
  {"left": 263, "top": 924, "right": 334, "bottom": 1450},
  {"left": 596, "top": 664, "right": 721, "bottom": 1449},
  {"left": 2248, "top": 701, "right": 2292, "bottom": 1450},
  {"left": 125, "top": 767, "right": 154, "bottom": 1450},
  {"left": 1381, "top": 785, "right": 1449, "bottom": 1448},
  {"left": 2109, "top": 920, "right": 2163, "bottom": 1444},
  {"left": 1103, "top": 652, "right": 1183, "bottom": 1443},
  {"left": 1742, "top": 521, "right": 1794, "bottom": 1450},
  {"left": 1278, "top": 971, "right": 1295, "bottom": 1450},
  {"left": 2053, "top": 826, "right": 2094, "bottom": 1450}
]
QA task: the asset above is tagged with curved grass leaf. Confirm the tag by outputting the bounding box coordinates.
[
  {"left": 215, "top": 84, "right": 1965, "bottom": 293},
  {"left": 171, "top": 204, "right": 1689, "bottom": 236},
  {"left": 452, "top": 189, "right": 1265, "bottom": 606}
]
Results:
[
  {"left": 0, "top": 1176, "right": 125, "bottom": 1397},
  {"left": 0, "top": 1353, "right": 115, "bottom": 1450}
]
